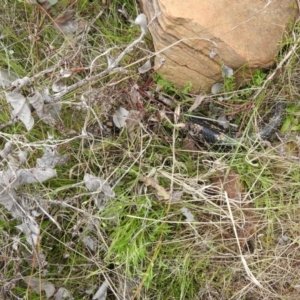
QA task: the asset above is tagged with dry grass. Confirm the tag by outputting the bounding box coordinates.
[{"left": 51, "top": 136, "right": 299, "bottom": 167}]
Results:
[{"left": 1, "top": 1, "right": 300, "bottom": 300}]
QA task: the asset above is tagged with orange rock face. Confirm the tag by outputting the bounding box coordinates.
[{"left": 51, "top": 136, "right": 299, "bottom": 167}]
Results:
[{"left": 139, "top": 0, "right": 298, "bottom": 92}]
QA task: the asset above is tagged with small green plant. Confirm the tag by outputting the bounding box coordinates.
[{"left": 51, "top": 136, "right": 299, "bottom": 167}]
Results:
[
  {"left": 153, "top": 73, "right": 192, "bottom": 99},
  {"left": 281, "top": 103, "right": 300, "bottom": 132},
  {"left": 251, "top": 69, "right": 267, "bottom": 86},
  {"left": 223, "top": 75, "right": 236, "bottom": 92},
  {"left": 2, "top": 1, "right": 300, "bottom": 300}
]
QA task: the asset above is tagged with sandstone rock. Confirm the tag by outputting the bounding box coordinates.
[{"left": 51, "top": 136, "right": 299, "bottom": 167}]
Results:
[{"left": 139, "top": 0, "right": 298, "bottom": 93}]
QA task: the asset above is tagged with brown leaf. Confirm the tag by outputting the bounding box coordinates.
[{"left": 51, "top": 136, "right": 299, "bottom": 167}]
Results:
[
  {"left": 181, "top": 137, "right": 199, "bottom": 151},
  {"left": 55, "top": 10, "right": 75, "bottom": 25},
  {"left": 210, "top": 169, "right": 244, "bottom": 200},
  {"left": 188, "top": 94, "right": 206, "bottom": 112},
  {"left": 37, "top": 0, "right": 51, "bottom": 11},
  {"left": 237, "top": 214, "right": 258, "bottom": 251},
  {"left": 210, "top": 169, "right": 260, "bottom": 251},
  {"left": 125, "top": 110, "right": 145, "bottom": 141},
  {"left": 141, "top": 176, "right": 170, "bottom": 201},
  {"left": 210, "top": 167, "right": 261, "bottom": 251},
  {"left": 129, "top": 84, "right": 143, "bottom": 108},
  {"left": 54, "top": 10, "right": 78, "bottom": 35}
]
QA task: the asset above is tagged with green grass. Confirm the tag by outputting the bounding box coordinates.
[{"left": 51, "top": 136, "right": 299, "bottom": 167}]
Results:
[{"left": 1, "top": 1, "right": 300, "bottom": 300}]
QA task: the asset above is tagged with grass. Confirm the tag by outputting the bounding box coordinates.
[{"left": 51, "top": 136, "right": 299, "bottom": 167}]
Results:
[{"left": 1, "top": 1, "right": 300, "bottom": 300}]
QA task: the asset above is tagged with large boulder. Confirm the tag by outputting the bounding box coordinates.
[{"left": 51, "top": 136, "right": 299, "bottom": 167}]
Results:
[{"left": 139, "top": 0, "right": 298, "bottom": 93}]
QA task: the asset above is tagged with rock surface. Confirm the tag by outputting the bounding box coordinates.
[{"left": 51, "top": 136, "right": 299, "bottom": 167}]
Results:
[{"left": 139, "top": 0, "right": 298, "bottom": 93}]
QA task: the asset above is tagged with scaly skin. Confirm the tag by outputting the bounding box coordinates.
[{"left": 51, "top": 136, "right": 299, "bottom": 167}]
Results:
[{"left": 187, "top": 102, "right": 286, "bottom": 146}]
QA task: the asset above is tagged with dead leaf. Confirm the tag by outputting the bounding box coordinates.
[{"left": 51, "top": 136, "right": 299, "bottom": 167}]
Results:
[
  {"left": 0, "top": 166, "right": 56, "bottom": 221},
  {"left": 112, "top": 106, "right": 129, "bottom": 128},
  {"left": 210, "top": 169, "right": 259, "bottom": 251},
  {"left": 0, "top": 148, "right": 58, "bottom": 251},
  {"left": 28, "top": 92, "right": 56, "bottom": 126},
  {"left": 181, "top": 137, "right": 199, "bottom": 151},
  {"left": 55, "top": 10, "right": 78, "bottom": 35},
  {"left": 36, "top": 146, "right": 69, "bottom": 168},
  {"left": 138, "top": 60, "right": 151, "bottom": 74},
  {"left": 54, "top": 287, "right": 73, "bottom": 300},
  {"left": 129, "top": 84, "right": 143, "bottom": 107},
  {"left": 52, "top": 79, "right": 67, "bottom": 92},
  {"left": 18, "top": 168, "right": 57, "bottom": 186},
  {"left": 60, "top": 69, "right": 72, "bottom": 78},
  {"left": 0, "top": 141, "right": 13, "bottom": 158},
  {"left": 0, "top": 188, "right": 18, "bottom": 217},
  {"left": 92, "top": 280, "right": 109, "bottom": 300},
  {"left": 141, "top": 176, "right": 170, "bottom": 201},
  {"left": 125, "top": 110, "right": 144, "bottom": 140},
  {"left": 30, "top": 0, "right": 57, "bottom": 10},
  {"left": 84, "top": 173, "right": 115, "bottom": 198},
  {"left": 0, "top": 168, "right": 57, "bottom": 188},
  {"left": 5, "top": 91, "right": 34, "bottom": 130},
  {"left": 171, "top": 190, "right": 183, "bottom": 202},
  {"left": 217, "top": 115, "right": 229, "bottom": 129},
  {"left": 0, "top": 68, "right": 18, "bottom": 88},
  {"left": 84, "top": 173, "right": 115, "bottom": 210},
  {"left": 82, "top": 235, "right": 97, "bottom": 251},
  {"left": 55, "top": 10, "right": 75, "bottom": 25},
  {"left": 180, "top": 207, "right": 194, "bottom": 222},
  {"left": 188, "top": 94, "right": 206, "bottom": 112},
  {"left": 23, "top": 277, "right": 55, "bottom": 299},
  {"left": 18, "top": 151, "right": 27, "bottom": 165},
  {"left": 16, "top": 217, "right": 40, "bottom": 247},
  {"left": 237, "top": 215, "right": 258, "bottom": 251},
  {"left": 210, "top": 169, "right": 244, "bottom": 200},
  {"left": 222, "top": 65, "right": 234, "bottom": 78},
  {"left": 211, "top": 83, "right": 224, "bottom": 95},
  {"left": 157, "top": 93, "right": 173, "bottom": 105},
  {"left": 21, "top": 249, "right": 47, "bottom": 271},
  {"left": 39, "top": 1, "right": 51, "bottom": 10},
  {"left": 11, "top": 76, "right": 30, "bottom": 87}
]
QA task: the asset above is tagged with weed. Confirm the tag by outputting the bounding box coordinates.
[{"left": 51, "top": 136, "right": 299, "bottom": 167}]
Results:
[
  {"left": 223, "top": 74, "right": 236, "bottom": 92},
  {"left": 0, "top": 1, "right": 300, "bottom": 300},
  {"left": 251, "top": 69, "right": 267, "bottom": 86},
  {"left": 153, "top": 73, "right": 193, "bottom": 100}
]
